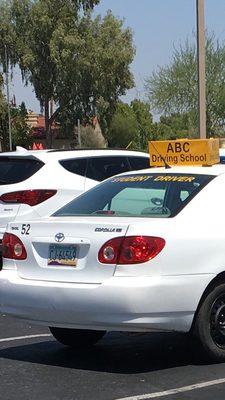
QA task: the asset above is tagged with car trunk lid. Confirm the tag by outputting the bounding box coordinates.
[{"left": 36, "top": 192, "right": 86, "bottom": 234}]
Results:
[{"left": 15, "top": 218, "right": 130, "bottom": 283}]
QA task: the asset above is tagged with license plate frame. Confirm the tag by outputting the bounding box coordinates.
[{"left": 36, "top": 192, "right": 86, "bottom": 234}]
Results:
[{"left": 48, "top": 244, "right": 78, "bottom": 267}]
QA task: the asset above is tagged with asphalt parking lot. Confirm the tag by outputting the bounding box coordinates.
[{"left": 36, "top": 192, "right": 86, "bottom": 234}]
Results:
[{"left": 1, "top": 315, "right": 225, "bottom": 400}]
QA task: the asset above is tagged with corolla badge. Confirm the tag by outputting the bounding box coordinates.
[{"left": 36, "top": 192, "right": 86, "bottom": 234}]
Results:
[{"left": 55, "top": 232, "right": 65, "bottom": 242}]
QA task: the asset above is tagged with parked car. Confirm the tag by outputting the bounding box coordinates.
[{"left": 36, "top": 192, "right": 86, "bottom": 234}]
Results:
[
  {"left": 0, "top": 147, "right": 149, "bottom": 263},
  {"left": 2, "top": 165, "right": 225, "bottom": 360}
]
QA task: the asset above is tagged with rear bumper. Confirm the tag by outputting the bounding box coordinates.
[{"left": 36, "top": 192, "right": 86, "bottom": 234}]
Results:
[{"left": 0, "top": 270, "right": 214, "bottom": 333}]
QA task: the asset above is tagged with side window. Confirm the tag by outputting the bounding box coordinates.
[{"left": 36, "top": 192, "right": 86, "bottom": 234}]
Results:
[
  {"left": 180, "top": 190, "right": 190, "bottom": 202},
  {"left": 86, "top": 157, "right": 130, "bottom": 182},
  {"left": 59, "top": 158, "right": 87, "bottom": 177},
  {"left": 128, "top": 156, "right": 150, "bottom": 170}
]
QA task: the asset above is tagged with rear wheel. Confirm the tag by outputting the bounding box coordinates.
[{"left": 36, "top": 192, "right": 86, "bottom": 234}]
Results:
[
  {"left": 49, "top": 327, "right": 106, "bottom": 348},
  {"left": 193, "top": 283, "right": 225, "bottom": 361}
]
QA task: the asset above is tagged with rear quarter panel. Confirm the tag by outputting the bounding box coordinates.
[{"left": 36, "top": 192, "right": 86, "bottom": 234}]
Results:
[{"left": 116, "top": 174, "right": 225, "bottom": 278}]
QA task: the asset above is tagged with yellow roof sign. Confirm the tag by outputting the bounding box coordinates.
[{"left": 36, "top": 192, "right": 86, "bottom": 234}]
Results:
[{"left": 149, "top": 138, "right": 219, "bottom": 167}]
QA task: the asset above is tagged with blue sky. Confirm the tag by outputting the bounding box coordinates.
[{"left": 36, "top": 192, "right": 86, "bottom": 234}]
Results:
[{"left": 9, "top": 0, "right": 225, "bottom": 116}]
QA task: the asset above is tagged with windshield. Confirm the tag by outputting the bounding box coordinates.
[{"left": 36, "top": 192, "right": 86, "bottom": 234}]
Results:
[{"left": 54, "top": 173, "right": 215, "bottom": 218}]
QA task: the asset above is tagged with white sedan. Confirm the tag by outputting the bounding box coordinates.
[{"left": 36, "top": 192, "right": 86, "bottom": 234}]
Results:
[{"left": 1, "top": 165, "right": 225, "bottom": 360}]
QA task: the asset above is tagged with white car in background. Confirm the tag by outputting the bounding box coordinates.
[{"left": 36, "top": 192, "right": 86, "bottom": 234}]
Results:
[
  {"left": 2, "top": 165, "right": 225, "bottom": 360},
  {"left": 0, "top": 147, "right": 149, "bottom": 261}
]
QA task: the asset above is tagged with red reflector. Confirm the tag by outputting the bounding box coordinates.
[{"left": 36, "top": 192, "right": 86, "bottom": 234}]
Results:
[
  {"left": 99, "top": 237, "right": 122, "bottom": 264},
  {"left": 2, "top": 233, "right": 27, "bottom": 260},
  {"left": 98, "top": 236, "right": 165, "bottom": 264},
  {"left": 0, "top": 189, "right": 57, "bottom": 206}
]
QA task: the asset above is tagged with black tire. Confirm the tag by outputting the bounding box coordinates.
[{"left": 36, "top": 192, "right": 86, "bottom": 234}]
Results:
[
  {"left": 193, "top": 283, "right": 225, "bottom": 361},
  {"left": 49, "top": 327, "right": 106, "bottom": 348}
]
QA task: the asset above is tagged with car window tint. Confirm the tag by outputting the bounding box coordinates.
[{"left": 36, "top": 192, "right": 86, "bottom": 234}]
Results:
[
  {"left": 86, "top": 157, "right": 130, "bottom": 182},
  {"left": 0, "top": 157, "right": 44, "bottom": 185},
  {"left": 128, "top": 156, "right": 150, "bottom": 170},
  {"left": 59, "top": 158, "right": 87, "bottom": 177},
  {"left": 54, "top": 173, "right": 215, "bottom": 218},
  {"left": 109, "top": 187, "right": 165, "bottom": 215}
]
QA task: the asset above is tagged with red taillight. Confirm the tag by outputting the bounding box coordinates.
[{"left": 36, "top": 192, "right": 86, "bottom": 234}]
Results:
[
  {"left": 0, "top": 189, "right": 57, "bottom": 206},
  {"left": 2, "top": 233, "right": 27, "bottom": 260},
  {"left": 98, "top": 236, "right": 165, "bottom": 265}
]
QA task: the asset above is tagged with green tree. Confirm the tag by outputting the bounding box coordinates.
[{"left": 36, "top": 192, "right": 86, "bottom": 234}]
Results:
[
  {"left": 158, "top": 112, "right": 197, "bottom": 139},
  {"left": 0, "top": 1, "right": 135, "bottom": 147},
  {"left": 52, "top": 11, "right": 135, "bottom": 137},
  {"left": 0, "top": 1, "right": 17, "bottom": 72},
  {"left": 0, "top": 73, "right": 8, "bottom": 150},
  {"left": 130, "top": 99, "right": 154, "bottom": 149},
  {"left": 11, "top": 102, "right": 32, "bottom": 148},
  {"left": 0, "top": 0, "right": 100, "bottom": 147},
  {"left": 145, "top": 35, "right": 225, "bottom": 137},
  {"left": 0, "top": 75, "right": 31, "bottom": 150},
  {"left": 107, "top": 102, "right": 139, "bottom": 148}
]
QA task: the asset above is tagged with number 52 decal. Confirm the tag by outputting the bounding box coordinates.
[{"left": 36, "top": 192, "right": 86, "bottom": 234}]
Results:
[{"left": 21, "top": 224, "right": 31, "bottom": 235}]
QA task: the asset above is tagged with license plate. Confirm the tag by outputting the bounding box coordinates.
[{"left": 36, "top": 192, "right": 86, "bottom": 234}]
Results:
[{"left": 48, "top": 244, "right": 77, "bottom": 267}]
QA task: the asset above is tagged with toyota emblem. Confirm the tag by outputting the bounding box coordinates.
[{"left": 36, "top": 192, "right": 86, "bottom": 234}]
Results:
[{"left": 55, "top": 232, "right": 65, "bottom": 242}]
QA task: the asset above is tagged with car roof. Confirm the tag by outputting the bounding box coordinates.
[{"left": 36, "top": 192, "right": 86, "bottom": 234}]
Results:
[
  {"left": 0, "top": 147, "right": 149, "bottom": 163},
  {"left": 117, "top": 163, "right": 225, "bottom": 177}
]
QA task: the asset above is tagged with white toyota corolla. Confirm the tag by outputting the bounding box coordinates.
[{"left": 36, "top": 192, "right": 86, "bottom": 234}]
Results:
[{"left": 1, "top": 166, "right": 225, "bottom": 360}]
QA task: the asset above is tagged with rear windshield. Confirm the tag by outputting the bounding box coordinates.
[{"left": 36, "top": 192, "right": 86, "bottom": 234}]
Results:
[
  {"left": 54, "top": 173, "right": 214, "bottom": 218},
  {"left": 0, "top": 157, "right": 44, "bottom": 185}
]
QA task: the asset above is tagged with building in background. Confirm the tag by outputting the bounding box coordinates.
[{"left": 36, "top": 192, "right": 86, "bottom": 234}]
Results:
[{"left": 26, "top": 111, "right": 106, "bottom": 149}]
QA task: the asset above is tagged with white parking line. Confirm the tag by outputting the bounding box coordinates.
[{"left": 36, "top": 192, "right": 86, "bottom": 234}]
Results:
[
  {"left": 0, "top": 334, "right": 51, "bottom": 343},
  {"left": 115, "top": 378, "right": 225, "bottom": 400}
]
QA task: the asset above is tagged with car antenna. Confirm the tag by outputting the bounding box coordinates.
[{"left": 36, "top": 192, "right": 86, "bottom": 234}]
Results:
[{"left": 150, "top": 141, "right": 171, "bottom": 169}]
